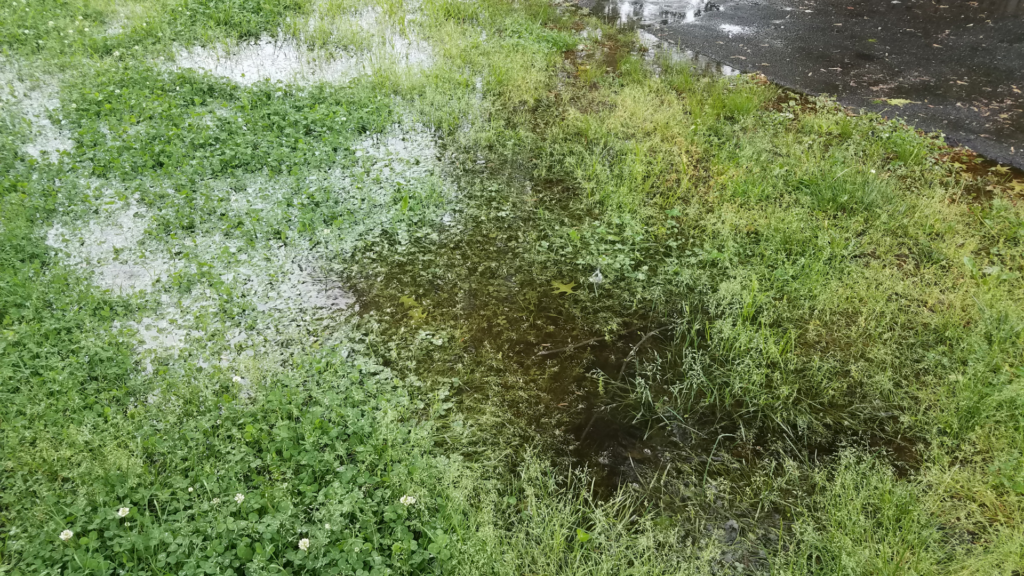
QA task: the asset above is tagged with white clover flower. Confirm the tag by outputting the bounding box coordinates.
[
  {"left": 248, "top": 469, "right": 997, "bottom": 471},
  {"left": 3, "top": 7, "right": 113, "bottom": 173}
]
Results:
[
  {"left": 59, "top": 529, "right": 73, "bottom": 541},
  {"left": 400, "top": 495, "right": 416, "bottom": 506},
  {"left": 212, "top": 498, "right": 220, "bottom": 504},
  {"left": 298, "top": 538, "right": 310, "bottom": 551},
  {"left": 234, "top": 493, "right": 244, "bottom": 504},
  {"left": 232, "top": 375, "right": 242, "bottom": 383},
  {"left": 325, "top": 523, "right": 331, "bottom": 530},
  {"left": 117, "top": 507, "right": 130, "bottom": 518},
  {"left": 188, "top": 487, "right": 194, "bottom": 493}
]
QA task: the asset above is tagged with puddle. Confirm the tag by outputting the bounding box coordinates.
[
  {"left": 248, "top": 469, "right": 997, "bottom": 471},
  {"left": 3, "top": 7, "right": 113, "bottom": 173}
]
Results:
[
  {"left": 351, "top": 121, "right": 448, "bottom": 185},
  {"left": 637, "top": 30, "right": 740, "bottom": 75},
  {"left": 939, "top": 149, "right": 1024, "bottom": 203},
  {"left": 342, "top": 170, "right": 924, "bottom": 503},
  {"left": 0, "top": 66, "right": 74, "bottom": 159},
  {"left": 542, "top": 317, "right": 926, "bottom": 496},
  {"left": 43, "top": 112, "right": 451, "bottom": 373},
  {"left": 234, "top": 245, "right": 356, "bottom": 313},
  {"left": 174, "top": 22, "right": 432, "bottom": 86},
  {"left": 119, "top": 314, "right": 202, "bottom": 354},
  {"left": 175, "top": 38, "right": 367, "bottom": 85},
  {"left": 586, "top": 0, "right": 722, "bottom": 27},
  {"left": 46, "top": 197, "right": 171, "bottom": 294},
  {"left": 46, "top": 187, "right": 356, "bottom": 362}
]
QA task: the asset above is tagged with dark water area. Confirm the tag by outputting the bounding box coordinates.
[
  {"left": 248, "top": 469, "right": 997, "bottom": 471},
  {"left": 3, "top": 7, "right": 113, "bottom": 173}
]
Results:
[
  {"left": 344, "top": 159, "right": 931, "bottom": 567},
  {"left": 581, "top": 0, "right": 1024, "bottom": 169}
]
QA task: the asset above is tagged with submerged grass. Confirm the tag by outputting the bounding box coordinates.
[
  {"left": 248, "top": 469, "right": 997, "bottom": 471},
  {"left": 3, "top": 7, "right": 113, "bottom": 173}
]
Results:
[{"left": 3, "top": 0, "right": 1024, "bottom": 573}]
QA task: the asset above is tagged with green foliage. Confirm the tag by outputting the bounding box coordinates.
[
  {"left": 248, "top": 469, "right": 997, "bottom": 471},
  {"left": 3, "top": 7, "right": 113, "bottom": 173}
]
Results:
[
  {"left": 171, "top": 0, "right": 310, "bottom": 40},
  {"left": 60, "top": 64, "right": 394, "bottom": 178},
  {"left": 422, "top": 0, "right": 481, "bottom": 24},
  {"left": 4, "top": 0, "right": 1024, "bottom": 572},
  {"left": 4, "top": 350, "right": 453, "bottom": 573},
  {"left": 0, "top": 0, "right": 109, "bottom": 55},
  {"left": 784, "top": 453, "right": 948, "bottom": 576}
]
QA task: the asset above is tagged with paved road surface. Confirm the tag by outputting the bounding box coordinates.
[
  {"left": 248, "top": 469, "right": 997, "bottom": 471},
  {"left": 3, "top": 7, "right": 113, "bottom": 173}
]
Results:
[{"left": 583, "top": 0, "right": 1024, "bottom": 168}]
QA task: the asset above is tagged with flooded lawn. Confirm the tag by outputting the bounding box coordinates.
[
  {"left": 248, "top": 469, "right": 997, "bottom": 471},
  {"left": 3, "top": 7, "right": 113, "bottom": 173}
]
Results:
[{"left": 2, "top": 0, "right": 1024, "bottom": 573}]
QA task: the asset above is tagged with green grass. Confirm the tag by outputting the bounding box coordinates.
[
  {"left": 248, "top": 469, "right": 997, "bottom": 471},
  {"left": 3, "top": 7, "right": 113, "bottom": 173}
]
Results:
[{"left": 2, "top": 0, "right": 1024, "bottom": 573}]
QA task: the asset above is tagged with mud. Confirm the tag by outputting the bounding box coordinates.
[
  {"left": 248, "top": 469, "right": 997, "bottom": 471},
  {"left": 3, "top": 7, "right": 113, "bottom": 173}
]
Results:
[{"left": 581, "top": 0, "right": 1024, "bottom": 169}]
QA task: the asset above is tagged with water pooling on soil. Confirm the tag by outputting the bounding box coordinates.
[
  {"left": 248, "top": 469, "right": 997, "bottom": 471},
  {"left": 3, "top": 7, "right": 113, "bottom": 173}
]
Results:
[
  {"left": 340, "top": 157, "right": 929, "bottom": 568},
  {"left": 174, "top": 31, "right": 433, "bottom": 86},
  {"left": 41, "top": 114, "right": 449, "bottom": 374},
  {"left": 0, "top": 66, "right": 73, "bottom": 159}
]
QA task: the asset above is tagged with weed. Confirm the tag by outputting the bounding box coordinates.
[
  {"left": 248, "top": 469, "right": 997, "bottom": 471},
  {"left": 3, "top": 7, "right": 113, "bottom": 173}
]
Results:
[{"left": 3, "top": 0, "right": 1024, "bottom": 573}]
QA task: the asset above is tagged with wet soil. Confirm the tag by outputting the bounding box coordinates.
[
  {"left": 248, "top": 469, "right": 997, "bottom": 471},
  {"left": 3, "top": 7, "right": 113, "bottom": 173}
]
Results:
[{"left": 582, "top": 0, "right": 1024, "bottom": 169}]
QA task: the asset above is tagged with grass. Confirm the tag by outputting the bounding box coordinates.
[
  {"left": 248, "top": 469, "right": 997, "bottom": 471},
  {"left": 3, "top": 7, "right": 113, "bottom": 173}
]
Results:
[{"left": 2, "top": 0, "right": 1024, "bottom": 573}]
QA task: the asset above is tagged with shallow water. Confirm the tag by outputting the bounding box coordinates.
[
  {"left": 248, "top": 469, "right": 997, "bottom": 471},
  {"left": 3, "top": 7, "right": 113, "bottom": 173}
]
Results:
[
  {"left": 174, "top": 29, "right": 432, "bottom": 86},
  {"left": 38, "top": 109, "right": 453, "bottom": 374},
  {"left": 0, "top": 68, "right": 73, "bottom": 159},
  {"left": 46, "top": 197, "right": 170, "bottom": 295}
]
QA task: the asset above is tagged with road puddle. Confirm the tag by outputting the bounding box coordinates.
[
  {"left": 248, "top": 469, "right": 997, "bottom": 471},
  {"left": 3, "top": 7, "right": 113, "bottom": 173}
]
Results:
[{"left": 585, "top": 0, "right": 721, "bottom": 26}]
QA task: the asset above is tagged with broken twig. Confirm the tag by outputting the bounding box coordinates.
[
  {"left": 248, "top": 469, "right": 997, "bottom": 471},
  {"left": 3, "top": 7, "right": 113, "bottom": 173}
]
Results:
[{"left": 534, "top": 327, "right": 641, "bottom": 357}]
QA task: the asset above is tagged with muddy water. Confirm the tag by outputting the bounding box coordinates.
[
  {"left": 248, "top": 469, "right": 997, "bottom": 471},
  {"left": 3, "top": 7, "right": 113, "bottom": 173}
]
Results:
[
  {"left": 583, "top": 0, "right": 1024, "bottom": 169},
  {"left": 334, "top": 145, "right": 936, "bottom": 572},
  {"left": 345, "top": 168, "right": 924, "bottom": 505},
  {"left": 348, "top": 227, "right": 924, "bottom": 572}
]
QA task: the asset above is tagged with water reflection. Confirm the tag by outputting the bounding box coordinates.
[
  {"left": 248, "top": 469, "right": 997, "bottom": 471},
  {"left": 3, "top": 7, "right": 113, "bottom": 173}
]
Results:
[
  {"left": 591, "top": 0, "right": 722, "bottom": 27},
  {"left": 637, "top": 30, "right": 740, "bottom": 76},
  {"left": 590, "top": 0, "right": 1023, "bottom": 28}
]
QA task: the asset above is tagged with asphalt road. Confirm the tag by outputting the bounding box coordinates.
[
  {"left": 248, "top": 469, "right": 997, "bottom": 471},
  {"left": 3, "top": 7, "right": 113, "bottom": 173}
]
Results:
[{"left": 582, "top": 0, "right": 1024, "bottom": 168}]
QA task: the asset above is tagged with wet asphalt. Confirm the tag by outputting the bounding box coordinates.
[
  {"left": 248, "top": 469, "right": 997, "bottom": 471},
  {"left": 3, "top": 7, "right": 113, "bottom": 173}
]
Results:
[{"left": 582, "top": 0, "right": 1024, "bottom": 168}]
